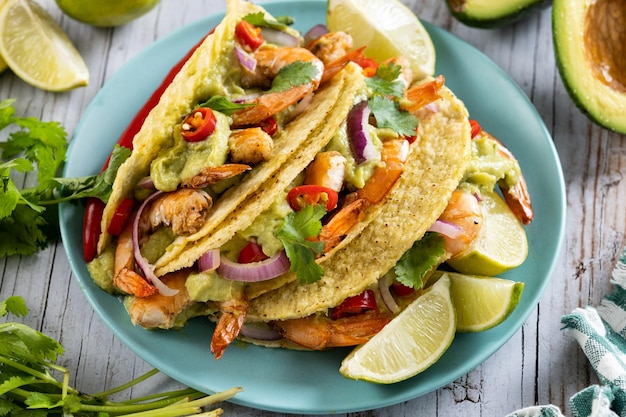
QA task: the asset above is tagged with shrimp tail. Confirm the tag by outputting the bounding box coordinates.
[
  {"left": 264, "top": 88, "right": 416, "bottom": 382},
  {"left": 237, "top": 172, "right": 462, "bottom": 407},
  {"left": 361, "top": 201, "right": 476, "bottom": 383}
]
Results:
[{"left": 211, "top": 298, "right": 249, "bottom": 359}]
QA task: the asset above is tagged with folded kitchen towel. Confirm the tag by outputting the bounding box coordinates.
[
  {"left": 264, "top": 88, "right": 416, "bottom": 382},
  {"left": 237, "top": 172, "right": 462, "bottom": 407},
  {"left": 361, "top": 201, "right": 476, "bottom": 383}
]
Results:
[{"left": 506, "top": 247, "right": 626, "bottom": 417}]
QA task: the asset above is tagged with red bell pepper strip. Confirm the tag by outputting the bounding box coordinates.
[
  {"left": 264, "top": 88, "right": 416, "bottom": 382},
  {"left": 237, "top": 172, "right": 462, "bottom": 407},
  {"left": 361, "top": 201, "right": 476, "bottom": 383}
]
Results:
[
  {"left": 181, "top": 107, "right": 218, "bottom": 142},
  {"left": 259, "top": 116, "right": 278, "bottom": 136},
  {"left": 287, "top": 184, "right": 339, "bottom": 212},
  {"left": 82, "top": 32, "right": 210, "bottom": 263},
  {"left": 238, "top": 240, "right": 269, "bottom": 264},
  {"left": 469, "top": 119, "right": 482, "bottom": 138},
  {"left": 330, "top": 289, "right": 378, "bottom": 320}
]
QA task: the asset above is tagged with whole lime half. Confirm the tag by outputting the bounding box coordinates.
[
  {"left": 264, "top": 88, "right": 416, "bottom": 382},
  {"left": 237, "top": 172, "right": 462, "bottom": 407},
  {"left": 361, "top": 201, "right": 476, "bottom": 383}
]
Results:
[{"left": 56, "top": 0, "right": 160, "bottom": 27}]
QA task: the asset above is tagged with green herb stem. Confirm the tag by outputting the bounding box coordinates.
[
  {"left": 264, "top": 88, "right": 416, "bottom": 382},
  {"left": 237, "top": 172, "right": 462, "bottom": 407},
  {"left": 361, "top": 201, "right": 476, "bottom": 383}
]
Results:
[
  {"left": 0, "top": 355, "right": 79, "bottom": 396},
  {"left": 90, "top": 368, "right": 160, "bottom": 398}
]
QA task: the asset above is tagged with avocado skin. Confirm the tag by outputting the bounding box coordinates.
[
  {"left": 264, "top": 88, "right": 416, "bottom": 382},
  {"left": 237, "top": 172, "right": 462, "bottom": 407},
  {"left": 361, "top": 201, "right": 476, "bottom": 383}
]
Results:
[
  {"left": 445, "top": 0, "right": 551, "bottom": 29},
  {"left": 552, "top": 0, "right": 626, "bottom": 134}
]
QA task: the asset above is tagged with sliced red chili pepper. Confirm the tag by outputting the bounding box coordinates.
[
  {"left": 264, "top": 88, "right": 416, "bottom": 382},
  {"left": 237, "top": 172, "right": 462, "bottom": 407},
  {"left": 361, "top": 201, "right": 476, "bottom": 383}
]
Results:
[
  {"left": 106, "top": 198, "right": 135, "bottom": 236},
  {"left": 353, "top": 57, "right": 378, "bottom": 77},
  {"left": 238, "top": 240, "right": 269, "bottom": 264},
  {"left": 287, "top": 184, "right": 339, "bottom": 212},
  {"left": 331, "top": 289, "right": 378, "bottom": 320},
  {"left": 83, "top": 197, "right": 106, "bottom": 263},
  {"left": 259, "top": 116, "right": 278, "bottom": 136},
  {"left": 82, "top": 33, "right": 211, "bottom": 262},
  {"left": 181, "top": 107, "right": 218, "bottom": 142},
  {"left": 469, "top": 119, "right": 482, "bottom": 139},
  {"left": 235, "top": 20, "right": 264, "bottom": 52},
  {"left": 392, "top": 282, "right": 415, "bottom": 296}
]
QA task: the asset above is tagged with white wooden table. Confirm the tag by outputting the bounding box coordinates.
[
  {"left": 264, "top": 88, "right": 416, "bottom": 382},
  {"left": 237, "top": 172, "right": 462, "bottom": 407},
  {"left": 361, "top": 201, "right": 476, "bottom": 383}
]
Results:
[{"left": 2, "top": 0, "right": 623, "bottom": 415}]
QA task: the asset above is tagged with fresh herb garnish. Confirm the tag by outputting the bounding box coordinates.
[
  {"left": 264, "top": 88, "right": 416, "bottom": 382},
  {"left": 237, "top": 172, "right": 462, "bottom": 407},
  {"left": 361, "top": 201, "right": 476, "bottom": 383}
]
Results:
[
  {"left": 196, "top": 96, "right": 256, "bottom": 116},
  {"left": 365, "top": 63, "right": 405, "bottom": 98},
  {"left": 368, "top": 95, "right": 420, "bottom": 137},
  {"left": 0, "top": 296, "right": 240, "bottom": 416},
  {"left": 268, "top": 61, "right": 317, "bottom": 94},
  {"left": 242, "top": 12, "right": 294, "bottom": 31},
  {"left": 277, "top": 204, "right": 326, "bottom": 284},
  {"left": 394, "top": 232, "right": 447, "bottom": 289},
  {"left": 0, "top": 99, "right": 129, "bottom": 257}
]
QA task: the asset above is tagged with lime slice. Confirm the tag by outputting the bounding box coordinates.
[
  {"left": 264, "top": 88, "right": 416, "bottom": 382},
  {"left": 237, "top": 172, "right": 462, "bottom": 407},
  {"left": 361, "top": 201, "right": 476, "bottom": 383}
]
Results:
[
  {"left": 447, "top": 271, "right": 524, "bottom": 332},
  {"left": 0, "top": 55, "right": 7, "bottom": 73},
  {"left": 446, "top": 190, "right": 528, "bottom": 276},
  {"left": 340, "top": 275, "right": 455, "bottom": 383},
  {"left": 327, "top": 0, "right": 436, "bottom": 80},
  {"left": 0, "top": 0, "right": 89, "bottom": 92},
  {"left": 55, "top": 0, "right": 160, "bottom": 27}
]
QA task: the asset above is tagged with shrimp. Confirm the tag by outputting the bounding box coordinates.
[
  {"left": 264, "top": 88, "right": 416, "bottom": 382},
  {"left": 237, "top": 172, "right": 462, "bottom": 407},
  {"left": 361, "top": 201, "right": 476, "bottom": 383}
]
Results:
[
  {"left": 231, "top": 47, "right": 324, "bottom": 127},
  {"left": 436, "top": 189, "right": 483, "bottom": 257},
  {"left": 113, "top": 222, "right": 158, "bottom": 298},
  {"left": 145, "top": 189, "right": 212, "bottom": 235},
  {"left": 228, "top": 127, "right": 274, "bottom": 165},
  {"left": 304, "top": 150, "right": 347, "bottom": 192},
  {"left": 307, "top": 31, "right": 354, "bottom": 65},
  {"left": 318, "top": 198, "right": 371, "bottom": 253},
  {"left": 402, "top": 75, "right": 445, "bottom": 114},
  {"left": 181, "top": 164, "right": 250, "bottom": 189},
  {"left": 382, "top": 56, "right": 414, "bottom": 88},
  {"left": 272, "top": 310, "right": 391, "bottom": 350},
  {"left": 126, "top": 270, "right": 195, "bottom": 328},
  {"left": 211, "top": 297, "right": 249, "bottom": 360},
  {"left": 487, "top": 133, "right": 534, "bottom": 225}
]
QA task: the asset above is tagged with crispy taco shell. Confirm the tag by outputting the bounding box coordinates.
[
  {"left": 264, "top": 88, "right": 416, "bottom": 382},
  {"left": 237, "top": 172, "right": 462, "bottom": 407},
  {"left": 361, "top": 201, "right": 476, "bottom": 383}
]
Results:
[{"left": 246, "top": 85, "right": 471, "bottom": 322}]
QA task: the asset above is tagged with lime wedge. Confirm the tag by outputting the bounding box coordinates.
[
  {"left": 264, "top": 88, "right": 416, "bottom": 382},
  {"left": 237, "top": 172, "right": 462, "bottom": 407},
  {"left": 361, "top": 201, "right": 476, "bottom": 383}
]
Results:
[
  {"left": 447, "top": 271, "right": 524, "bottom": 332},
  {"left": 447, "top": 190, "right": 528, "bottom": 276},
  {"left": 327, "top": 0, "right": 436, "bottom": 80},
  {"left": 0, "top": 0, "right": 89, "bottom": 92},
  {"left": 55, "top": 0, "right": 160, "bottom": 27},
  {"left": 339, "top": 275, "right": 455, "bottom": 383}
]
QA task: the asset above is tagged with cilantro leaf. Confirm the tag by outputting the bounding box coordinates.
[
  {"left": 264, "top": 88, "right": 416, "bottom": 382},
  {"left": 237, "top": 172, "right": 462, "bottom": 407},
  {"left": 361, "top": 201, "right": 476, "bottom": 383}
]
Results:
[
  {"left": 0, "top": 205, "right": 48, "bottom": 257},
  {"left": 368, "top": 95, "right": 419, "bottom": 137},
  {"left": 268, "top": 61, "right": 317, "bottom": 94},
  {"left": 365, "top": 63, "right": 405, "bottom": 98},
  {"left": 196, "top": 96, "right": 256, "bottom": 116},
  {"left": 277, "top": 204, "right": 326, "bottom": 284},
  {"left": 0, "top": 296, "right": 28, "bottom": 318},
  {"left": 394, "top": 232, "right": 447, "bottom": 289},
  {"left": 242, "top": 12, "right": 293, "bottom": 30}
]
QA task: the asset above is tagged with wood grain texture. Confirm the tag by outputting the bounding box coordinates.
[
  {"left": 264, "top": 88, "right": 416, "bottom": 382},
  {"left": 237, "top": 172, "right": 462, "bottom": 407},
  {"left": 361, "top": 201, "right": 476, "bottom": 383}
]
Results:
[{"left": 1, "top": 0, "right": 621, "bottom": 415}]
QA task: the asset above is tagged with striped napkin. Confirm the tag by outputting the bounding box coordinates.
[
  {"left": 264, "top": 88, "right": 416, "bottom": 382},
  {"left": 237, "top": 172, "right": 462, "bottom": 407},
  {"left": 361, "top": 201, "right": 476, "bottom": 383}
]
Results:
[{"left": 506, "top": 247, "right": 626, "bottom": 417}]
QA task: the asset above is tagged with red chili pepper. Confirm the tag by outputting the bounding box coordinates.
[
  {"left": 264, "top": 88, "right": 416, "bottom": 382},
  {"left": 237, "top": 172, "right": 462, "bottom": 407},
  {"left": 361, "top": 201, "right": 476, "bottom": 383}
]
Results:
[
  {"left": 238, "top": 240, "right": 269, "bottom": 264},
  {"left": 82, "top": 32, "right": 210, "bottom": 263},
  {"left": 353, "top": 57, "right": 378, "bottom": 77},
  {"left": 391, "top": 282, "right": 415, "bottom": 296},
  {"left": 181, "top": 107, "right": 218, "bottom": 142},
  {"left": 235, "top": 20, "right": 264, "bottom": 52},
  {"left": 106, "top": 198, "right": 135, "bottom": 236},
  {"left": 331, "top": 289, "right": 378, "bottom": 320},
  {"left": 287, "top": 184, "right": 339, "bottom": 212},
  {"left": 469, "top": 119, "right": 482, "bottom": 139},
  {"left": 259, "top": 116, "right": 278, "bottom": 136}
]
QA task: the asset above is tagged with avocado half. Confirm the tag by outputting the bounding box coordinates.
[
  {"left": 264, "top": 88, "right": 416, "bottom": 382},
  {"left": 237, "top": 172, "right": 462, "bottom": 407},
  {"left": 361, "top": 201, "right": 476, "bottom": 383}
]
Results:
[
  {"left": 445, "top": 0, "right": 550, "bottom": 28},
  {"left": 553, "top": 0, "right": 626, "bottom": 134}
]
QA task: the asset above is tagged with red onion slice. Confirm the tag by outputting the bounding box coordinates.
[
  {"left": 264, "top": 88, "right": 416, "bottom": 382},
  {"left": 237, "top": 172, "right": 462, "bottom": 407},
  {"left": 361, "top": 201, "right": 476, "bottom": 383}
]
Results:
[
  {"left": 217, "top": 250, "right": 290, "bottom": 282},
  {"left": 347, "top": 100, "right": 378, "bottom": 164},
  {"left": 304, "top": 24, "right": 328, "bottom": 44},
  {"left": 378, "top": 273, "right": 400, "bottom": 314},
  {"left": 132, "top": 191, "right": 179, "bottom": 296},
  {"left": 260, "top": 27, "right": 301, "bottom": 47},
  {"left": 427, "top": 220, "right": 464, "bottom": 239},
  {"left": 137, "top": 176, "right": 155, "bottom": 189},
  {"left": 235, "top": 45, "right": 257, "bottom": 73},
  {"left": 198, "top": 249, "right": 220, "bottom": 272},
  {"left": 239, "top": 323, "right": 283, "bottom": 341}
]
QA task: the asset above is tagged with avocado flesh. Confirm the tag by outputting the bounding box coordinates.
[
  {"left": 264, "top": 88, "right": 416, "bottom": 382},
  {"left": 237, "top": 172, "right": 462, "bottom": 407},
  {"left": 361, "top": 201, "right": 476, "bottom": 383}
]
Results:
[
  {"left": 446, "top": 0, "right": 549, "bottom": 28},
  {"left": 553, "top": 0, "right": 626, "bottom": 134}
]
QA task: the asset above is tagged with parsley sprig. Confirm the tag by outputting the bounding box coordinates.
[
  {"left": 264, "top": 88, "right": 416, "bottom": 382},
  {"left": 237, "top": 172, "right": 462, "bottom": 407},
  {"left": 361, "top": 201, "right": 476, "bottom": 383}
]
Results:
[
  {"left": 0, "top": 99, "right": 129, "bottom": 257},
  {"left": 277, "top": 204, "right": 326, "bottom": 284},
  {"left": 0, "top": 296, "right": 240, "bottom": 416}
]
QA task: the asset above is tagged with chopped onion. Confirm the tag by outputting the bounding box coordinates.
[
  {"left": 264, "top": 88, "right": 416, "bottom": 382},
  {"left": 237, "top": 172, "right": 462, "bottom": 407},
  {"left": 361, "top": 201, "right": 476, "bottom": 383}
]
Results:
[
  {"left": 240, "top": 323, "right": 283, "bottom": 341},
  {"left": 378, "top": 273, "right": 400, "bottom": 314},
  {"left": 132, "top": 191, "right": 179, "bottom": 296},
  {"left": 424, "top": 102, "right": 439, "bottom": 113},
  {"left": 232, "top": 92, "right": 261, "bottom": 104},
  {"left": 198, "top": 249, "right": 220, "bottom": 272},
  {"left": 260, "top": 27, "right": 301, "bottom": 47},
  {"left": 427, "top": 220, "right": 464, "bottom": 239},
  {"left": 235, "top": 45, "right": 257, "bottom": 73},
  {"left": 304, "top": 24, "right": 328, "bottom": 44},
  {"left": 137, "top": 176, "right": 155, "bottom": 189},
  {"left": 217, "top": 250, "right": 290, "bottom": 282},
  {"left": 347, "top": 100, "right": 378, "bottom": 164}
]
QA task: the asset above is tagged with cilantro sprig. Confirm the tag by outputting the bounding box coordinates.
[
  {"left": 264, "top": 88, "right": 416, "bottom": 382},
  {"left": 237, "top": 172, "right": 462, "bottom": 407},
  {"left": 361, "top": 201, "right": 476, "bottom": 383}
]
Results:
[
  {"left": 277, "top": 204, "right": 326, "bottom": 284},
  {"left": 0, "top": 99, "right": 129, "bottom": 257},
  {"left": 394, "top": 232, "right": 447, "bottom": 289},
  {"left": 242, "top": 12, "right": 294, "bottom": 31},
  {"left": 0, "top": 296, "right": 240, "bottom": 416}
]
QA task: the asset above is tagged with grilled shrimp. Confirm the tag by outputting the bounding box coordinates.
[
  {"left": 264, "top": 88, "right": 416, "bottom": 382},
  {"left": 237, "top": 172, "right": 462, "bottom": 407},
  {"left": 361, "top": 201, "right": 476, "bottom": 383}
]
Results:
[
  {"left": 181, "top": 164, "right": 250, "bottom": 189},
  {"left": 307, "top": 31, "right": 354, "bottom": 65},
  {"left": 232, "top": 47, "right": 324, "bottom": 127},
  {"left": 211, "top": 296, "right": 249, "bottom": 359},
  {"left": 436, "top": 189, "right": 484, "bottom": 257},
  {"left": 144, "top": 189, "right": 212, "bottom": 236},
  {"left": 228, "top": 127, "right": 274, "bottom": 165}
]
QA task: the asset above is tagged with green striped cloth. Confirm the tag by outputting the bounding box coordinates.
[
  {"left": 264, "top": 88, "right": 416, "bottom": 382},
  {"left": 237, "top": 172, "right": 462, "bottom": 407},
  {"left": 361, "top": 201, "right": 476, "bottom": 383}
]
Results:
[{"left": 506, "top": 247, "right": 626, "bottom": 417}]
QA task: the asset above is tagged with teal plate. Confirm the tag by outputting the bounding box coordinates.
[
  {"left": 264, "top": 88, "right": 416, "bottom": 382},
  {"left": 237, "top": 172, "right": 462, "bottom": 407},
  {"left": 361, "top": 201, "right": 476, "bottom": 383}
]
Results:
[{"left": 60, "top": 0, "right": 566, "bottom": 414}]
